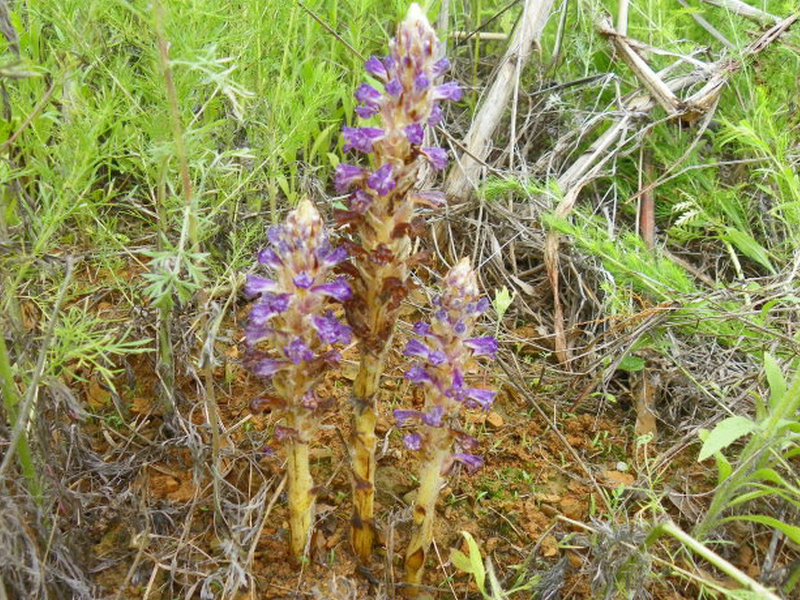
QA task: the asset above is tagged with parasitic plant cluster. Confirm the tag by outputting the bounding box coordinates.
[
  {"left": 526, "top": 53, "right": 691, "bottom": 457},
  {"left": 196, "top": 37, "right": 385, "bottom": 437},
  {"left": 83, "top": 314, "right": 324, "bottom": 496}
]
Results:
[
  {"left": 242, "top": 5, "right": 497, "bottom": 593},
  {"left": 245, "top": 198, "right": 352, "bottom": 560},
  {"left": 334, "top": 2, "right": 462, "bottom": 562},
  {"left": 394, "top": 259, "right": 497, "bottom": 590}
]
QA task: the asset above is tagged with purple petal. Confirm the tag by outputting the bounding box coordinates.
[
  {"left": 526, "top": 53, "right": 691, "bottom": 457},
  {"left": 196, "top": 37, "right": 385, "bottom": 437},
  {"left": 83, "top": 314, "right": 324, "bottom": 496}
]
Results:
[
  {"left": 252, "top": 358, "right": 286, "bottom": 378},
  {"left": 355, "top": 105, "right": 379, "bottom": 119},
  {"left": 293, "top": 273, "right": 314, "bottom": 289},
  {"left": 403, "top": 433, "right": 422, "bottom": 452},
  {"left": 243, "top": 322, "right": 269, "bottom": 345},
  {"left": 453, "top": 321, "right": 467, "bottom": 335},
  {"left": 312, "top": 277, "right": 352, "bottom": 302},
  {"left": 274, "top": 425, "right": 298, "bottom": 442},
  {"left": 249, "top": 293, "right": 291, "bottom": 325},
  {"left": 466, "top": 388, "right": 496, "bottom": 410},
  {"left": 403, "top": 338, "right": 429, "bottom": 360},
  {"left": 284, "top": 339, "right": 313, "bottom": 364},
  {"left": 257, "top": 247, "right": 282, "bottom": 268},
  {"left": 319, "top": 245, "right": 347, "bottom": 268},
  {"left": 475, "top": 298, "right": 490, "bottom": 313},
  {"left": 394, "top": 409, "right": 420, "bottom": 426},
  {"left": 433, "top": 81, "right": 462, "bottom": 102},
  {"left": 427, "top": 350, "right": 446, "bottom": 366},
  {"left": 313, "top": 313, "right": 352, "bottom": 345},
  {"left": 244, "top": 275, "right": 278, "bottom": 298},
  {"left": 412, "top": 190, "right": 446, "bottom": 208},
  {"left": 414, "top": 73, "right": 429, "bottom": 91},
  {"left": 342, "top": 127, "right": 384, "bottom": 154},
  {"left": 432, "top": 58, "right": 451, "bottom": 77},
  {"left": 421, "top": 405, "right": 444, "bottom": 427},
  {"left": 301, "top": 392, "right": 319, "bottom": 410},
  {"left": 366, "top": 164, "right": 395, "bottom": 196},
  {"left": 405, "top": 124, "right": 424, "bottom": 145},
  {"left": 427, "top": 104, "right": 443, "bottom": 126},
  {"left": 452, "top": 453, "right": 482, "bottom": 473},
  {"left": 334, "top": 164, "right": 365, "bottom": 193},
  {"left": 454, "top": 431, "right": 479, "bottom": 451},
  {"left": 422, "top": 147, "right": 448, "bottom": 170},
  {"left": 385, "top": 79, "right": 401, "bottom": 97},
  {"left": 405, "top": 365, "right": 433, "bottom": 385},
  {"left": 465, "top": 337, "right": 498, "bottom": 357},
  {"left": 364, "top": 56, "right": 388, "bottom": 80},
  {"left": 350, "top": 189, "right": 373, "bottom": 214},
  {"left": 355, "top": 83, "right": 381, "bottom": 104},
  {"left": 412, "top": 322, "right": 430, "bottom": 336}
]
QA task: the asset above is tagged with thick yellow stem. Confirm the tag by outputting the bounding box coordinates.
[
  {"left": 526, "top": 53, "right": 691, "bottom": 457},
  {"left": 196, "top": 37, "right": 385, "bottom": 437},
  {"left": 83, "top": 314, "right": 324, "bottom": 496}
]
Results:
[
  {"left": 350, "top": 350, "right": 384, "bottom": 562},
  {"left": 287, "top": 432, "right": 314, "bottom": 561},
  {"left": 404, "top": 446, "right": 449, "bottom": 596}
]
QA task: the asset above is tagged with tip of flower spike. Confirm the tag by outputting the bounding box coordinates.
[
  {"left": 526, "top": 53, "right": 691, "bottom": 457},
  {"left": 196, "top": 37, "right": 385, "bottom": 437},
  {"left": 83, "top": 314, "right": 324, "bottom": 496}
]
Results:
[
  {"left": 404, "top": 3, "right": 429, "bottom": 29},
  {"left": 295, "top": 198, "right": 320, "bottom": 227}
]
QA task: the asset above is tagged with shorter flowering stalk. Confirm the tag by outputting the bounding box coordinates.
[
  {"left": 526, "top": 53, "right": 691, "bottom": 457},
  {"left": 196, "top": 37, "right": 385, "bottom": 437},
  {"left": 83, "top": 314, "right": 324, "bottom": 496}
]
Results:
[
  {"left": 244, "top": 198, "right": 352, "bottom": 561},
  {"left": 394, "top": 259, "right": 497, "bottom": 595}
]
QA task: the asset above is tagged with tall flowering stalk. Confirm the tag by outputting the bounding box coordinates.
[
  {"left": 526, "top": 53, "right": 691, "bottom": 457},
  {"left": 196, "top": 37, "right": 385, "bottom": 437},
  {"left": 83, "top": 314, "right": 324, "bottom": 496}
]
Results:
[
  {"left": 335, "top": 3, "right": 461, "bottom": 562},
  {"left": 244, "top": 198, "right": 352, "bottom": 560},
  {"left": 394, "top": 259, "right": 497, "bottom": 593}
]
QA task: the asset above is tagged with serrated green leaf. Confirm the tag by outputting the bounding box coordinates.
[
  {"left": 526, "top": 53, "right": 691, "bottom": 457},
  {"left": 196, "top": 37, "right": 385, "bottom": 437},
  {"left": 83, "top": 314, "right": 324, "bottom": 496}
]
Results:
[{"left": 698, "top": 416, "right": 757, "bottom": 462}]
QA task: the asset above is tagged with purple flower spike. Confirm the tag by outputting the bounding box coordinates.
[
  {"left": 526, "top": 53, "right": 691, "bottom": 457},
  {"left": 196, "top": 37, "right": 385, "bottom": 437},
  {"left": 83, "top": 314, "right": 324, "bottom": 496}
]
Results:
[
  {"left": 452, "top": 453, "right": 482, "bottom": 473},
  {"left": 342, "top": 127, "right": 385, "bottom": 154},
  {"left": 364, "top": 56, "right": 388, "bottom": 80},
  {"left": 465, "top": 337, "right": 498, "bottom": 357},
  {"left": 284, "top": 338, "right": 314, "bottom": 364},
  {"left": 313, "top": 313, "right": 352, "bottom": 345},
  {"left": 405, "top": 124, "right": 424, "bottom": 145},
  {"left": 394, "top": 409, "right": 420, "bottom": 426},
  {"left": 414, "top": 73, "right": 430, "bottom": 91},
  {"left": 405, "top": 365, "right": 433, "bottom": 385},
  {"left": 312, "top": 277, "right": 352, "bottom": 302},
  {"left": 367, "top": 164, "right": 396, "bottom": 196},
  {"left": 244, "top": 275, "right": 278, "bottom": 298},
  {"left": 433, "top": 81, "right": 462, "bottom": 102},
  {"left": 422, "top": 147, "right": 448, "bottom": 170},
  {"left": 403, "top": 433, "right": 422, "bottom": 452},
  {"left": 334, "top": 164, "right": 365, "bottom": 193}
]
